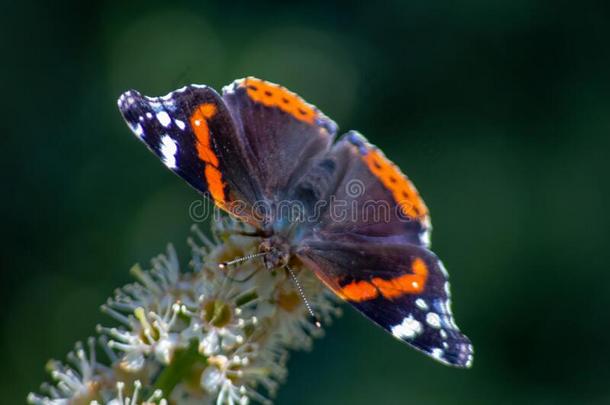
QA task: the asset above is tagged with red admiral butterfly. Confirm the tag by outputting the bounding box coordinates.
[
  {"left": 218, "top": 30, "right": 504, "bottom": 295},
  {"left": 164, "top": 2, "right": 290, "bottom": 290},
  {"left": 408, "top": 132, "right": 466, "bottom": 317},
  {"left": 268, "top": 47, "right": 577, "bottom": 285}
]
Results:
[{"left": 118, "top": 77, "right": 473, "bottom": 367}]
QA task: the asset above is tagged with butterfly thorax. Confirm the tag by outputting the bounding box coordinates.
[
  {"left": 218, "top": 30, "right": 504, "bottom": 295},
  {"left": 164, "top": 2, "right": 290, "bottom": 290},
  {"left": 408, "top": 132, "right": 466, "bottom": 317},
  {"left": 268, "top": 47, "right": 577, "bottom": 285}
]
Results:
[{"left": 259, "top": 236, "right": 291, "bottom": 270}]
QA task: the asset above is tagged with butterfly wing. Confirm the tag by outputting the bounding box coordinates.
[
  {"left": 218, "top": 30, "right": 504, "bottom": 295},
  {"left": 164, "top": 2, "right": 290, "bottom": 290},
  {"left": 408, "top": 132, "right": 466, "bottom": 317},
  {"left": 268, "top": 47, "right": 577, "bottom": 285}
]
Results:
[
  {"left": 118, "top": 77, "right": 338, "bottom": 227},
  {"left": 118, "top": 80, "right": 472, "bottom": 366},
  {"left": 222, "top": 77, "right": 338, "bottom": 204},
  {"left": 297, "top": 238, "right": 473, "bottom": 367},
  {"left": 293, "top": 130, "right": 471, "bottom": 366},
  {"left": 118, "top": 85, "right": 264, "bottom": 225},
  {"left": 291, "top": 130, "right": 432, "bottom": 246}
]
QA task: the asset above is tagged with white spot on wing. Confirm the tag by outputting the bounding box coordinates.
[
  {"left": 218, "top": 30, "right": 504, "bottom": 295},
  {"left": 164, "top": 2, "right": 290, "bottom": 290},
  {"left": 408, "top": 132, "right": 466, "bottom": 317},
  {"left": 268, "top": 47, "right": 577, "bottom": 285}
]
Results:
[
  {"left": 426, "top": 312, "right": 441, "bottom": 329},
  {"left": 148, "top": 100, "right": 162, "bottom": 109},
  {"left": 420, "top": 229, "right": 431, "bottom": 246},
  {"left": 431, "top": 348, "right": 444, "bottom": 360},
  {"left": 222, "top": 79, "right": 242, "bottom": 95},
  {"left": 439, "top": 261, "right": 449, "bottom": 277},
  {"left": 175, "top": 119, "right": 186, "bottom": 130},
  {"left": 131, "top": 122, "right": 144, "bottom": 139},
  {"left": 156, "top": 111, "right": 172, "bottom": 127},
  {"left": 159, "top": 135, "right": 178, "bottom": 169},
  {"left": 391, "top": 315, "right": 422, "bottom": 339},
  {"left": 415, "top": 298, "right": 428, "bottom": 310}
]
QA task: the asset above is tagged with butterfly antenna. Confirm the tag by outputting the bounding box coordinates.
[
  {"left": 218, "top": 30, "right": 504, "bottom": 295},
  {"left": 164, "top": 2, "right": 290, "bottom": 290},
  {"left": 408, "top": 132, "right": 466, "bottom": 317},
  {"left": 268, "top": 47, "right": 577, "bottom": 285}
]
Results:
[
  {"left": 286, "top": 264, "right": 322, "bottom": 328},
  {"left": 219, "top": 252, "right": 266, "bottom": 269}
]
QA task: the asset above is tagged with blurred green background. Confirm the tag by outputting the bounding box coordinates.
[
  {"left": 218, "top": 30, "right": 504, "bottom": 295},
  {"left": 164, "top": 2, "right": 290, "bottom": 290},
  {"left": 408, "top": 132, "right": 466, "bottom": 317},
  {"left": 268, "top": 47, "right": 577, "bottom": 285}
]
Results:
[{"left": 3, "top": 1, "right": 610, "bottom": 403}]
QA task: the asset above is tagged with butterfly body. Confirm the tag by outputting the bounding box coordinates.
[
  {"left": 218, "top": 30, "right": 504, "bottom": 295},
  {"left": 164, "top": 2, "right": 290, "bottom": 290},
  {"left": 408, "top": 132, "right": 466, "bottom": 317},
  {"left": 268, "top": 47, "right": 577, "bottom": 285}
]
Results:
[{"left": 118, "top": 77, "right": 473, "bottom": 368}]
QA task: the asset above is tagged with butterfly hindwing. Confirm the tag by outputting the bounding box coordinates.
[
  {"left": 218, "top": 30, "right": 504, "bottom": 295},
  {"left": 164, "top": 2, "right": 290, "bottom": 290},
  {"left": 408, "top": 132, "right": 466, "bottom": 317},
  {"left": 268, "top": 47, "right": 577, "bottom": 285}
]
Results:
[{"left": 297, "top": 237, "right": 473, "bottom": 367}]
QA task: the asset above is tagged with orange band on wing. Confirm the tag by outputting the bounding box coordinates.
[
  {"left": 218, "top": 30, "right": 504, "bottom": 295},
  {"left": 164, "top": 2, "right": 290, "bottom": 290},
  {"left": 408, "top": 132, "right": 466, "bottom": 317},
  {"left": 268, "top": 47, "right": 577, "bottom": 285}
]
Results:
[
  {"left": 239, "top": 77, "right": 316, "bottom": 124},
  {"left": 204, "top": 165, "right": 225, "bottom": 206},
  {"left": 371, "top": 257, "right": 428, "bottom": 298},
  {"left": 190, "top": 103, "right": 219, "bottom": 166},
  {"left": 337, "top": 257, "right": 429, "bottom": 302},
  {"left": 190, "top": 103, "right": 225, "bottom": 207},
  {"left": 339, "top": 280, "right": 378, "bottom": 302},
  {"left": 361, "top": 149, "right": 429, "bottom": 220}
]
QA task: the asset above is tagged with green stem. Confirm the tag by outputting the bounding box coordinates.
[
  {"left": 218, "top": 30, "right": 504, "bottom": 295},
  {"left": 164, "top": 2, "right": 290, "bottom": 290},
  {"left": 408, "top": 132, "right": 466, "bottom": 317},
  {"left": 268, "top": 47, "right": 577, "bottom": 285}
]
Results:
[{"left": 154, "top": 339, "right": 207, "bottom": 398}]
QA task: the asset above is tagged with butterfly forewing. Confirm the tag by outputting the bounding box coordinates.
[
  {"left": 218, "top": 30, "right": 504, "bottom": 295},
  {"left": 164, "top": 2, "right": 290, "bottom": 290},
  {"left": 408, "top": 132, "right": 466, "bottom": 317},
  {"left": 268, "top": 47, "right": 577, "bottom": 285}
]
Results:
[{"left": 118, "top": 85, "right": 264, "bottom": 225}]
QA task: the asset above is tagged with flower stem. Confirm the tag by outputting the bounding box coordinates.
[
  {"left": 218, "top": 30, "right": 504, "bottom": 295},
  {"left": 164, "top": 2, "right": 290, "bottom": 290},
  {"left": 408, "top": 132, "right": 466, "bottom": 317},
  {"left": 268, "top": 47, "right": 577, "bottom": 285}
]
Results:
[{"left": 154, "top": 339, "right": 207, "bottom": 397}]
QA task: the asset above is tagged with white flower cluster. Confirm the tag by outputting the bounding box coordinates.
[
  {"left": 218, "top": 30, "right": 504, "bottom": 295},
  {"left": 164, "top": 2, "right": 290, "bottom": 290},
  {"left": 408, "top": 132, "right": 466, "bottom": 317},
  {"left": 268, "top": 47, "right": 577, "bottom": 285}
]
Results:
[{"left": 29, "top": 217, "right": 341, "bottom": 405}]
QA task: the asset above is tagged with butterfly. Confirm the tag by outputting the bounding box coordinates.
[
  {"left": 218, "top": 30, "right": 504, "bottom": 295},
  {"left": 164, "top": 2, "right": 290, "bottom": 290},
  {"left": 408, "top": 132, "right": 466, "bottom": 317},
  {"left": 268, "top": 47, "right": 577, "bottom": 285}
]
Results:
[{"left": 117, "top": 77, "right": 473, "bottom": 367}]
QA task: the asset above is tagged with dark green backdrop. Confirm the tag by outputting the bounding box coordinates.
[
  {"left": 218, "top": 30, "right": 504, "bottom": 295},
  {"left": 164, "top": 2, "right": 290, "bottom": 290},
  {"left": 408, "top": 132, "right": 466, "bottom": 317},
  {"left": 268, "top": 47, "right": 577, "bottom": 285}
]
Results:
[{"left": 3, "top": 1, "right": 610, "bottom": 404}]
